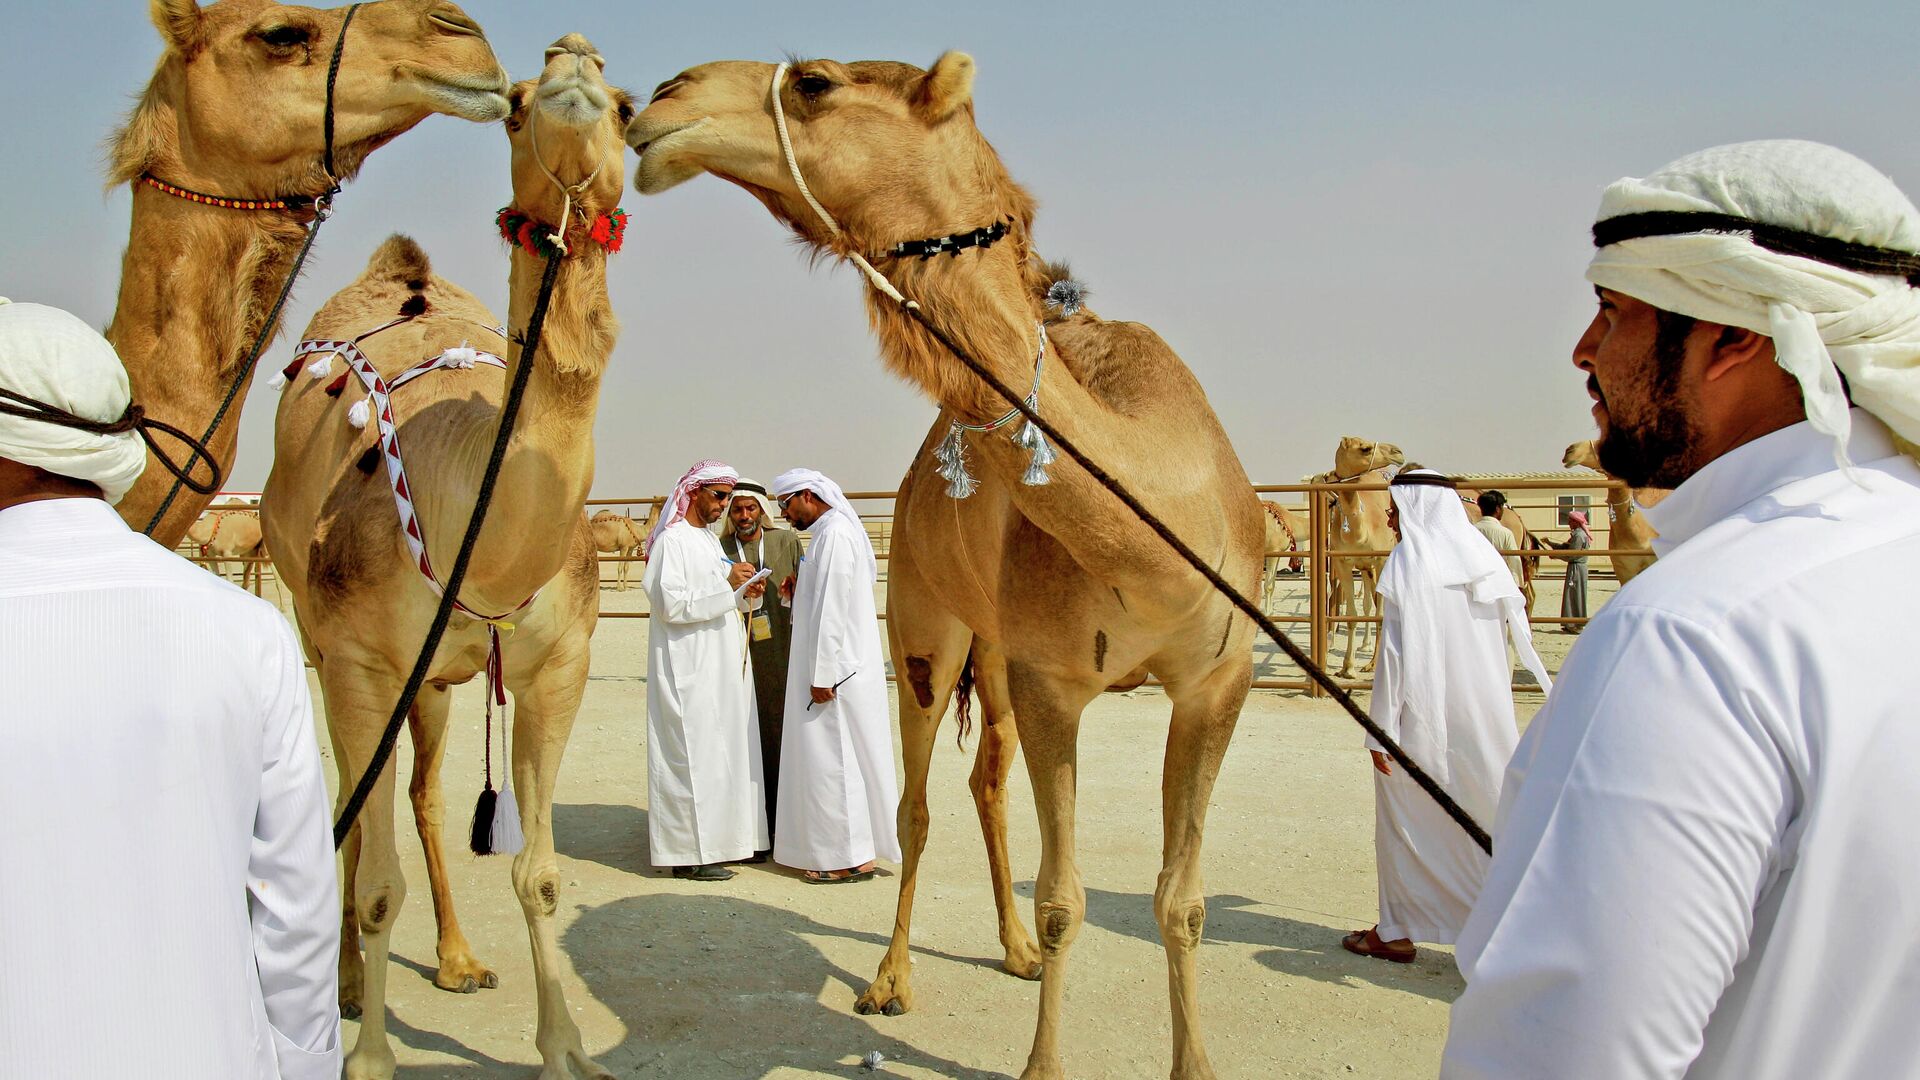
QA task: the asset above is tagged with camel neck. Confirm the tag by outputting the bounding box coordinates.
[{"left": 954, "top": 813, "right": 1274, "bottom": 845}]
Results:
[{"left": 105, "top": 184, "right": 315, "bottom": 544}]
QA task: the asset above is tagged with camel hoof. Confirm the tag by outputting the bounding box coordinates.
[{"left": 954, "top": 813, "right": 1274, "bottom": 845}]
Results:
[
  {"left": 340, "top": 1000, "right": 362, "bottom": 1022},
  {"left": 479, "top": 971, "right": 499, "bottom": 989},
  {"left": 854, "top": 997, "right": 878, "bottom": 1016},
  {"left": 882, "top": 999, "right": 906, "bottom": 1017},
  {"left": 1009, "top": 959, "right": 1043, "bottom": 981},
  {"left": 455, "top": 976, "right": 478, "bottom": 994}
]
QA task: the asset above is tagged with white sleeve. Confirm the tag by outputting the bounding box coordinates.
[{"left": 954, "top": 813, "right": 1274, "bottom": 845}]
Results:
[
  {"left": 806, "top": 530, "right": 866, "bottom": 688},
  {"left": 1442, "top": 608, "right": 1792, "bottom": 1079},
  {"left": 248, "top": 618, "right": 342, "bottom": 1080},
  {"left": 653, "top": 532, "right": 737, "bottom": 625}
]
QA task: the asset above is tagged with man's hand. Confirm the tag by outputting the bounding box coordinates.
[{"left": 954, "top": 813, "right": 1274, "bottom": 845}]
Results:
[
  {"left": 744, "top": 580, "right": 766, "bottom": 600},
  {"left": 728, "top": 562, "right": 756, "bottom": 589},
  {"left": 810, "top": 685, "right": 836, "bottom": 705},
  {"left": 778, "top": 575, "right": 796, "bottom": 601},
  {"left": 1370, "top": 749, "right": 1392, "bottom": 776}
]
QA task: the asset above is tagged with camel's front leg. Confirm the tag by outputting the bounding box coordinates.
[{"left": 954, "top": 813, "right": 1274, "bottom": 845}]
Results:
[
  {"left": 325, "top": 662, "right": 410, "bottom": 1080},
  {"left": 1155, "top": 656, "right": 1249, "bottom": 1080},
  {"left": 508, "top": 630, "right": 614, "bottom": 1080},
  {"left": 969, "top": 646, "right": 1041, "bottom": 980},
  {"left": 406, "top": 683, "right": 498, "bottom": 994},
  {"left": 858, "top": 617, "right": 972, "bottom": 1017},
  {"left": 1011, "top": 665, "right": 1098, "bottom": 1080}
]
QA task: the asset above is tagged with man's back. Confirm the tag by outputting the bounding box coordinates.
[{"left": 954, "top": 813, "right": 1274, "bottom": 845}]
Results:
[
  {"left": 1445, "top": 420, "right": 1920, "bottom": 1078},
  {"left": 0, "top": 499, "right": 338, "bottom": 1078},
  {"left": 1471, "top": 515, "right": 1522, "bottom": 585}
]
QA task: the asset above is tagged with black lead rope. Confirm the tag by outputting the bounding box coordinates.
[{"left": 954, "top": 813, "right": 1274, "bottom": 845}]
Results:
[
  {"left": 897, "top": 300, "right": 1494, "bottom": 854},
  {"left": 0, "top": 388, "right": 224, "bottom": 495},
  {"left": 332, "top": 251, "right": 564, "bottom": 848},
  {"left": 140, "top": 2, "right": 361, "bottom": 538}
]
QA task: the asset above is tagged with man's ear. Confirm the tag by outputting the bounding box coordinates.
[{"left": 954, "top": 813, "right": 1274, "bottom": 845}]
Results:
[{"left": 1702, "top": 325, "right": 1772, "bottom": 382}]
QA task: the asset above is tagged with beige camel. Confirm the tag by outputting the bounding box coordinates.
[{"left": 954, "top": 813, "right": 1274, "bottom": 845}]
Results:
[
  {"left": 588, "top": 508, "right": 646, "bottom": 590},
  {"left": 106, "top": 0, "right": 509, "bottom": 547},
  {"left": 187, "top": 504, "right": 269, "bottom": 592},
  {"left": 1259, "top": 500, "right": 1305, "bottom": 612},
  {"left": 1316, "top": 436, "right": 1402, "bottom": 678},
  {"left": 262, "top": 37, "right": 629, "bottom": 1080},
  {"left": 629, "top": 53, "right": 1265, "bottom": 1080},
  {"left": 1563, "top": 439, "right": 1659, "bottom": 582}
]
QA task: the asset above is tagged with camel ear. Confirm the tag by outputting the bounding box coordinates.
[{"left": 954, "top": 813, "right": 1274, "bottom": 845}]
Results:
[
  {"left": 914, "top": 51, "right": 975, "bottom": 122},
  {"left": 150, "top": 0, "right": 202, "bottom": 52}
]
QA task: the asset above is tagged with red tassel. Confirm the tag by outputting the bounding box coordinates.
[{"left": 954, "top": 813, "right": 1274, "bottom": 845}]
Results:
[
  {"left": 324, "top": 372, "right": 350, "bottom": 397},
  {"left": 279, "top": 357, "right": 304, "bottom": 381}
]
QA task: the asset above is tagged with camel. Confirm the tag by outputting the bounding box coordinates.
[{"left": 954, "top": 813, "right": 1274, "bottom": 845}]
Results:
[
  {"left": 261, "top": 36, "right": 630, "bottom": 1080},
  {"left": 186, "top": 504, "right": 269, "bottom": 592},
  {"left": 1315, "top": 436, "right": 1402, "bottom": 678},
  {"left": 588, "top": 508, "right": 646, "bottom": 589},
  {"left": 629, "top": 52, "right": 1265, "bottom": 1080},
  {"left": 106, "top": 0, "right": 510, "bottom": 547},
  {"left": 1563, "top": 439, "right": 1659, "bottom": 583},
  {"left": 1259, "top": 500, "right": 1305, "bottom": 612}
]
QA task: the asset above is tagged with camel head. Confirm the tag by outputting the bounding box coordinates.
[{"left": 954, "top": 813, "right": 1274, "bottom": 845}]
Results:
[
  {"left": 112, "top": 0, "right": 509, "bottom": 198},
  {"left": 1333, "top": 436, "right": 1404, "bottom": 478},
  {"left": 503, "top": 34, "right": 633, "bottom": 231},
  {"left": 626, "top": 53, "right": 1034, "bottom": 255},
  {"left": 1563, "top": 439, "right": 1601, "bottom": 471}
]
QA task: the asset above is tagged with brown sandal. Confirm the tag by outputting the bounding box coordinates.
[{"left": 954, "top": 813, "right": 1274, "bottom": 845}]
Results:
[{"left": 1341, "top": 927, "right": 1416, "bottom": 964}]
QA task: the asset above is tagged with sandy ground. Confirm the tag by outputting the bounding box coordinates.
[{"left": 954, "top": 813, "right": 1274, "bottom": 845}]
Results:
[{"left": 260, "top": 567, "right": 1611, "bottom": 1079}]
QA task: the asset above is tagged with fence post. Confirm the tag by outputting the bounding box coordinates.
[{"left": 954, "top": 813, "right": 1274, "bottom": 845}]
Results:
[{"left": 1307, "top": 483, "right": 1327, "bottom": 699}]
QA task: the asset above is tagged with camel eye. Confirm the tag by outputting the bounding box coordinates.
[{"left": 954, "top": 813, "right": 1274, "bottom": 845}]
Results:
[
  {"left": 258, "top": 25, "right": 310, "bottom": 49},
  {"left": 795, "top": 74, "right": 832, "bottom": 97},
  {"left": 617, "top": 100, "right": 635, "bottom": 125}
]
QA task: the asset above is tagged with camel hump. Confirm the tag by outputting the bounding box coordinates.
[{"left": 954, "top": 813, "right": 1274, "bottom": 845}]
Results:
[
  {"left": 364, "top": 234, "right": 433, "bottom": 287},
  {"left": 591, "top": 509, "right": 621, "bottom": 523}
]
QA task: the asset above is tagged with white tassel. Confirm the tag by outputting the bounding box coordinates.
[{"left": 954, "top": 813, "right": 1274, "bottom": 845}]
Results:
[
  {"left": 445, "top": 344, "right": 478, "bottom": 368},
  {"left": 307, "top": 353, "right": 335, "bottom": 380},
  {"left": 347, "top": 397, "right": 371, "bottom": 429},
  {"left": 266, "top": 370, "right": 288, "bottom": 391},
  {"left": 490, "top": 781, "right": 525, "bottom": 855}
]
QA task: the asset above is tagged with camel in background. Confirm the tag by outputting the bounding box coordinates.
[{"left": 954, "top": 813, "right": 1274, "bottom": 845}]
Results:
[
  {"left": 1259, "top": 500, "right": 1305, "bottom": 612},
  {"left": 1315, "top": 436, "right": 1402, "bottom": 678},
  {"left": 628, "top": 52, "right": 1264, "bottom": 1079},
  {"left": 1564, "top": 439, "right": 1659, "bottom": 583},
  {"left": 186, "top": 504, "right": 269, "bottom": 593},
  {"left": 262, "top": 37, "right": 629, "bottom": 1080},
  {"left": 589, "top": 508, "right": 646, "bottom": 589},
  {"left": 105, "top": 0, "right": 508, "bottom": 545}
]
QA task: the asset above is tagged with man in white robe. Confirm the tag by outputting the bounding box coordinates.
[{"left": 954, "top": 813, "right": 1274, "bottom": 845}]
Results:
[
  {"left": 642, "top": 459, "right": 768, "bottom": 881},
  {"left": 768, "top": 468, "right": 901, "bottom": 883},
  {"left": 0, "top": 300, "right": 339, "bottom": 1079},
  {"left": 1443, "top": 141, "right": 1920, "bottom": 1079},
  {"left": 1344, "top": 469, "right": 1550, "bottom": 964}
]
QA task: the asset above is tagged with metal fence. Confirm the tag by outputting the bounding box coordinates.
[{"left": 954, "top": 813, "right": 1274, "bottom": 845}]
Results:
[{"left": 185, "top": 477, "right": 1642, "bottom": 697}]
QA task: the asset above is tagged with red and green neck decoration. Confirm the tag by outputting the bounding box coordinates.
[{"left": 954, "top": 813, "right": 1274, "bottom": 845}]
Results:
[{"left": 496, "top": 205, "right": 628, "bottom": 259}]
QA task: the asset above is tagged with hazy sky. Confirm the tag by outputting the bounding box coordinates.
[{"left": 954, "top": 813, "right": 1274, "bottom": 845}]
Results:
[{"left": 5, "top": 1, "right": 1918, "bottom": 498}]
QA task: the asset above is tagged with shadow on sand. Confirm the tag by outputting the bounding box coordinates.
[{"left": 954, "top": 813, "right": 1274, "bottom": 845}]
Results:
[{"left": 1015, "top": 883, "right": 1463, "bottom": 1004}]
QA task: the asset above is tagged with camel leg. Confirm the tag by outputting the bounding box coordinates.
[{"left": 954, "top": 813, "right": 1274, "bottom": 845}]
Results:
[
  {"left": 325, "top": 661, "right": 409, "bottom": 1080},
  {"left": 1157, "top": 657, "right": 1249, "bottom": 1080},
  {"left": 327, "top": 677, "right": 367, "bottom": 1021},
  {"left": 506, "top": 628, "right": 613, "bottom": 1080},
  {"left": 406, "top": 683, "right": 498, "bottom": 994},
  {"left": 969, "top": 644, "right": 1043, "bottom": 981},
  {"left": 1359, "top": 566, "right": 1381, "bottom": 674},
  {"left": 1014, "top": 665, "right": 1100, "bottom": 1080},
  {"left": 1335, "top": 571, "right": 1358, "bottom": 679}
]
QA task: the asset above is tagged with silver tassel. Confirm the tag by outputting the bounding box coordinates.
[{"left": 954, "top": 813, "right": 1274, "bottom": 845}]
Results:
[
  {"left": 946, "top": 469, "right": 978, "bottom": 499},
  {"left": 1028, "top": 431, "right": 1058, "bottom": 468},
  {"left": 1021, "top": 452, "right": 1052, "bottom": 487},
  {"left": 935, "top": 424, "right": 977, "bottom": 498}
]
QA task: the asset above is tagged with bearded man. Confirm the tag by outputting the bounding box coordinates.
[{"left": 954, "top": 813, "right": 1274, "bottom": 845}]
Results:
[
  {"left": 1442, "top": 141, "right": 1920, "bottom": 1079},
  {"left": 719, "top": 479, "right": 802, "bottom": 848}
]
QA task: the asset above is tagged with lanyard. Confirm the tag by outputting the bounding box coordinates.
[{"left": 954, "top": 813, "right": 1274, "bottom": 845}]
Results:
[{"left": 729, "top": 532, "right": 765, "bottom": 571}]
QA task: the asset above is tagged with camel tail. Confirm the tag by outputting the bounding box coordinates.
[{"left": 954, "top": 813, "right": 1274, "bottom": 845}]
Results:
[
  {"left": 364, "top": 234, "right": 433, "bottom": 287},
  {"left": 952, "top": 645, "right": 977, "bottom": 750}
]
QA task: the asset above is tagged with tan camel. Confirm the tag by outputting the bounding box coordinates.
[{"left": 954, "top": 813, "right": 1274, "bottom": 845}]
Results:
[
  {"left": 1316, "top": 436, "right": 1402, "bottom": 677},
  {"left": 262, "top": 37, "right": 630, "bottom": 1080},
  {"left": 106, "top": 0, "right": 509, "bottom": 547},
  {"left": 588, "top": 508, "right": 646, "bottom": 589},
  {"left": 1563, "top": 439, "right": 1659, "bottom": 582},
  {"left": 187, "top": 504, "right": 269, "bottom": 592},
  {"left": 1259, "top": 500, "right": 1305, "bottom": 612},
  {"left": 629, "top": 53, "right": 1265, "bottom": 1080}
]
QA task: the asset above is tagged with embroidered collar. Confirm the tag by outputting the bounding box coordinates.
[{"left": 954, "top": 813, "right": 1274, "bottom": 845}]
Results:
[
  {"left": 139, "top": 173, "right": 322, "bottom": 214},
  {"left": 889, "top": 218, "right": 1010, "bottom": 260},
  {"left": 496, "top": 206, "right": 627, "bottom": 259}
]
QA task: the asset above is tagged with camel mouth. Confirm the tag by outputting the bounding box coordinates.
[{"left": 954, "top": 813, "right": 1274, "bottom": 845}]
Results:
[
  {"left": 535, "top": 76, "right": 611, "bottom": 127},
  {"left": 627, "top": 117, "right": 710, "bottom": 194},
  {"left": 406, "top": 66, "right": 513, "bottom": 123}
]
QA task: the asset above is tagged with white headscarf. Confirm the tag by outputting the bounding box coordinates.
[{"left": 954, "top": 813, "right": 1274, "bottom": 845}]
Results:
[
  {"left": 770, "top": 467, "right": 876, "bottom": 580},
  {"left": 1588, "top": 139, "right": 1920, "bottom": 468},
  {"left": 719, "top": 478, "right": 779, "bottom": 541},
  {"left": 0, "top": 299, "right": 147, "bottom": 504},
  {"left": 645, "top": 458, "right": 738, "bottom": 553},
  {"left": 1376, "top": 471, "right": 1552, "bottom": 783}
]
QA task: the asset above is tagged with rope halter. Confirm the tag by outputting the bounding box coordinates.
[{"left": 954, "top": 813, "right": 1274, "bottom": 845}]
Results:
[{"left": 526, "top": 49, "right": 610, "bottom": 256}]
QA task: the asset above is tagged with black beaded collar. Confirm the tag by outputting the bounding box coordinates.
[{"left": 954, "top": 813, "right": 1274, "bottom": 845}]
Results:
[{"left": 888, "top": 218, "right": 1011, "bottom": 260}]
